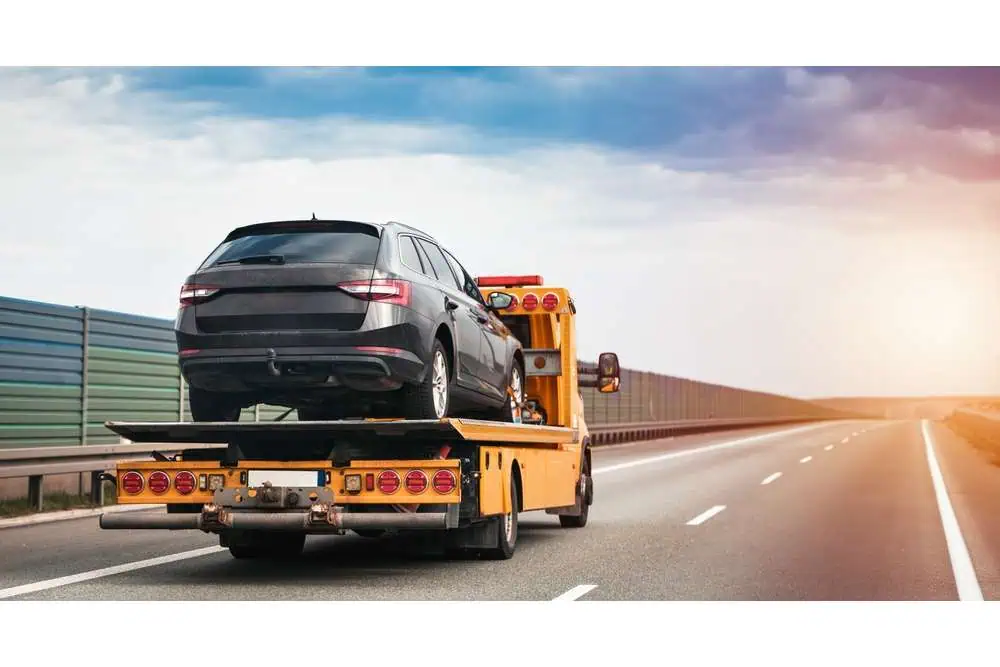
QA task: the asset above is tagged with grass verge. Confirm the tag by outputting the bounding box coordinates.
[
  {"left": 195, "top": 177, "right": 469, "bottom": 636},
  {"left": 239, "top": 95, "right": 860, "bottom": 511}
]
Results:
[{"left": 0, "top": 481, "right": 118, "bottom": 518}]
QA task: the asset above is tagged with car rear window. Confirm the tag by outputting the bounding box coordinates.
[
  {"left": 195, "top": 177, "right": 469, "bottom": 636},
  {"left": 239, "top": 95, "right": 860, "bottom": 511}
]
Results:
[{"left": 199, "top": 231, "right": 381, "bottom": 268}]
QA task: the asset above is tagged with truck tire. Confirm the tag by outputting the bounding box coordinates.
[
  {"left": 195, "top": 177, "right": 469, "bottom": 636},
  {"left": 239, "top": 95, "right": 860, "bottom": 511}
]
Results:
[
  {"left": 482, "top": 474, "right": 519, "bottom": 560},
  {"left": 401, "top": 339, "right": 451, "bottom": 420},
  {"left": 226, "top": 531, "right": 305, "bottom": 559},
  {"left": 559, "top": 447, "right": 591, "bottom": 528},
  {"left": 189, "top": 387, "right": 243, "bottom": 422}
]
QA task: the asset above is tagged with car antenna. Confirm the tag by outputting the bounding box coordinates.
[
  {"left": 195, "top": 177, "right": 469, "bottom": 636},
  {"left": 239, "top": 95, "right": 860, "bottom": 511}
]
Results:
[{"left": 311, "top": 212, "right": 317, "bottom": 220}]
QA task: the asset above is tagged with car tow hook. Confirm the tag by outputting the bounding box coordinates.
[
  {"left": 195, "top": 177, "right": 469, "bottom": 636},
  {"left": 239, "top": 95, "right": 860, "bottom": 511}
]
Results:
[{"left": 266, "top": 348, "right": 281, "bottom": 377}]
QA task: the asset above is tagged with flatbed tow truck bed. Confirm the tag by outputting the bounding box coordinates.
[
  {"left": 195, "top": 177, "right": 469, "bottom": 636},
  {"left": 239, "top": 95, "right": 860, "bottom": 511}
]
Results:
[{"left": 105, "top": 418, "right": 577, "bottom": 447}]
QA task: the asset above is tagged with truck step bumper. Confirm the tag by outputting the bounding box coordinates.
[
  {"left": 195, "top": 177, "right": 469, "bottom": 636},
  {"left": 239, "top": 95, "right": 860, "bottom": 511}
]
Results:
[{"left": 100, "top": 505, "right": 458, "bottom": 533}]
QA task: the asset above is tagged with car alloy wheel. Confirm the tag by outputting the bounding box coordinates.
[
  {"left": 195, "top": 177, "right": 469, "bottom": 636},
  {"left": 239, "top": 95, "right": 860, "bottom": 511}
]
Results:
[{"left": 431, "top": 350, "right": 448, "bottom": 418}]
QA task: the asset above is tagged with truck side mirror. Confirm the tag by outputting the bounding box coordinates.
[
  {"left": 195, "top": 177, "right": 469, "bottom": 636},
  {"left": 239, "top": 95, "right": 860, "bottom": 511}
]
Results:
[
  {"left": 597, "top": 352, "right": 620, "bottom": 393},
  {"left": 486, "top": 292, "right": 514, "bottom": 311}
]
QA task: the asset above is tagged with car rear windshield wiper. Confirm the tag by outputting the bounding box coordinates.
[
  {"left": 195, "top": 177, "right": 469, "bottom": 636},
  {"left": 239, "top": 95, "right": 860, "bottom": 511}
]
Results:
[{"left": 215, "top": 254, "right": 286, "bottom": 266}]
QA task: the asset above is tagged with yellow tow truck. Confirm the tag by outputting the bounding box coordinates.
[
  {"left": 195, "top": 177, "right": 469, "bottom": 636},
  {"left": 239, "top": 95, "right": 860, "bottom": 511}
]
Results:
[{"left": 99, "top": 275, "right": 621, "bottom": 560}]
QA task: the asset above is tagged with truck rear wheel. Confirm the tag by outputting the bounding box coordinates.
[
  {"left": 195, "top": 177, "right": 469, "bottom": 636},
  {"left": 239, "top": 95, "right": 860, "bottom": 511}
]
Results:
[
  {"left": 225, "top": 531, "right": 306, "bottom": 559},
  {"left": 482, "top": 474, "right": 519, "bottom": 560},
  {"left": 559, "top": 450, "right": 591, "bottom": 528}
]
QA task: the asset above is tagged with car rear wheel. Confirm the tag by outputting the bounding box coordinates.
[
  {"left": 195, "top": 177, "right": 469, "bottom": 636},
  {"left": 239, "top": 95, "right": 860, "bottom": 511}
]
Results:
[
  {"left": 401, "top": 339, "right": 451, "bottom": 420},
  {"left": 189, "top": 387, "right": 243, "bottom": 422},
  {"left": 498, "top": 359, "right": 525, "bottom": 423}
]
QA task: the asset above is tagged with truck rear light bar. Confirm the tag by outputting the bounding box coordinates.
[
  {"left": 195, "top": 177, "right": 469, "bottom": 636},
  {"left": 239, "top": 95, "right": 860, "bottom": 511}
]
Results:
[{"left": 476, "top": 275, "right": 543, "bottom": 287}]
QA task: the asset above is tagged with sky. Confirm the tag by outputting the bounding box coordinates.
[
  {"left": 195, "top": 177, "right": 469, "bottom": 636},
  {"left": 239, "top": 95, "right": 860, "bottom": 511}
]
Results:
[{"left": 1, "top": 66, "right": 999, "bottom": 399}]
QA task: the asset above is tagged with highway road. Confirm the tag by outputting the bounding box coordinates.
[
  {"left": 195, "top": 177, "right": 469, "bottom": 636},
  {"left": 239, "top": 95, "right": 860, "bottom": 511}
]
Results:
[{"left": 2, "top": 418, "right": 999, "bottom": 601}]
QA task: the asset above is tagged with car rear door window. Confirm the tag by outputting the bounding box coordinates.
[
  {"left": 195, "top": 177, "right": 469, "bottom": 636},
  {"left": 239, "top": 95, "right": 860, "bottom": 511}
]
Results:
[
  {"left": 442, "top": 248, "right": 486, "bottom": 306},
  {"left": 398, "top": 235, "right": 425, "bottom": 274},
  {"left": 416, "top": 239, "right": 462, "bottom": 291}
]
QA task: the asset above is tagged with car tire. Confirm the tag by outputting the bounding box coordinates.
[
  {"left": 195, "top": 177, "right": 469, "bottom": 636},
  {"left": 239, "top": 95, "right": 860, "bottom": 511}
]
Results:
[
  {"left": 189, "top": 387, "right": 243, "bottom": 422},
  {"left": 401, "top": 339, "right": 451, "bottom": 420},
  {"left": 481, "top": 473, "right": 519, "bottom": 560},
  {"left": 498, "top": 358, "right": 525, "bottom": 423}
]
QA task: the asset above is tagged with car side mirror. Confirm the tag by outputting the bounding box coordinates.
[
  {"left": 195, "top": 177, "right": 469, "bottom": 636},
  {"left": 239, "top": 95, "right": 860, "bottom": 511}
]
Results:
[
  {"left": 486, "top": 292, "right": 514, "bottom": 312},
  {"left": 597, "top": 352, "right": 620, "bottom": 393}
]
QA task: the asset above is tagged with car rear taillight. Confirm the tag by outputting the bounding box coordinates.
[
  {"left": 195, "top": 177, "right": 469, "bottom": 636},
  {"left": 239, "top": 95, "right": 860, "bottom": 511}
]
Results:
[
  {"left": 542, "top": 292, "right": 559, "bottom": 311},
  {"left": 432, "top": 470, "right": 457, "bottom": 494},
  {"left": 179, "top": 283, "right": 220, "bottom": 307},
  {"left": 377, "top": 470, "right": 400, "bottom": 494},
  {"left": 148, "top": 471, "right": 170, "bottom": 494},
  {"left": 404, "top": 470, "right": 428, "bottom": 494},
  {"left": 522, "top": 293, "right": 538, "bottom": 311},
  {"left": 121, "top": 471, "right": 144, "bottom": 494},
  {"left": 174, "top": 471, "right": 196, "bottom": 495},
  {"left": 338, "top": 279, "right": 411, "bottom": 307}
]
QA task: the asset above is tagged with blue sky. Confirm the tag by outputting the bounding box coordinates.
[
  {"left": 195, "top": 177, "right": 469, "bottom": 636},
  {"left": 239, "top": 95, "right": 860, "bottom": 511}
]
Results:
[{"left": 0, "top": 66, "right": 998, "bottom": 398}]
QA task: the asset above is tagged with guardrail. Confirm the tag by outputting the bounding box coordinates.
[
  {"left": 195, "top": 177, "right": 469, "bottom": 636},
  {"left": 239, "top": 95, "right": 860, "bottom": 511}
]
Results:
[
  {"left": 586, "top": 416, "right": 831, "bottom": 446},
  {"left": 0, "top": 416, "right": 849, "bottom": 511}
]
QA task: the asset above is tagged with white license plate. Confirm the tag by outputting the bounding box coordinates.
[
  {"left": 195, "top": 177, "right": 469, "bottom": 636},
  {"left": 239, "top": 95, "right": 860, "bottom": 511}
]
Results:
[{"left": 246, "top": 470, "right": 322, "bottom": 488}]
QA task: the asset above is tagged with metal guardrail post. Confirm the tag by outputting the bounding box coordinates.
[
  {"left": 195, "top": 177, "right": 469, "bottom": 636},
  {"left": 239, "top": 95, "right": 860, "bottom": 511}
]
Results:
[
  {"left": 28, "top": 475, "right": 43, "bottom": 511},
  {"left": 89, "top": 470, "right": 104, "bottom": 505}
]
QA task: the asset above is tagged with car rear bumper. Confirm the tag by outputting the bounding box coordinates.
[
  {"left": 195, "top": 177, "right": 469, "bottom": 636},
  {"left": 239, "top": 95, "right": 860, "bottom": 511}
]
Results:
[{"left": 180, "top": 345, "right": 426, "bottom": 393}]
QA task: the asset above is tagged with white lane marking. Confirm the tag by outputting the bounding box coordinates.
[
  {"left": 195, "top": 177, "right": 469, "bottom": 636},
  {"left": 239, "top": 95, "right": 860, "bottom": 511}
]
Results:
[
  {"left": 761, "top": 472, "right": 782, "bottom": 485},
  {"left": 553, "top": 584, "right": 597, "bottom": 601},
  {"left": 921, "top": 420, "right": 984, "bottom": 601},
  {"left": 824, "top": 445, "right": 834, "bottom": 451},
  {"left": 592, "top": 422, "right": 834, "bottom": 475},
  {"left": 687, "top": 505, "right": 726, "bottom": 525},
  {"left": 800, "top": 456, "right": 812, "bottom": 463},
  {"left": 0, "top": 546, "right": 226, "bottom": 600}
]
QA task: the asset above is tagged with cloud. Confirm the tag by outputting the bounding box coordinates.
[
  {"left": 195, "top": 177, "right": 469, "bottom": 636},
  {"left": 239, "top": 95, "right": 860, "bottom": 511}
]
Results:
[{"left": 1, "top": 68, "right": 999, "bottom": 399}]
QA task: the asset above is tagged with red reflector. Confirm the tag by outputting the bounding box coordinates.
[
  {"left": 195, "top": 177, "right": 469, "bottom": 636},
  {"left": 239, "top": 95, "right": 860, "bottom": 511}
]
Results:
[
  {"left": 522, "top": 293, "right": 539, "bottom": 310},
  {"left": 377, "top": 470, "right": 400, "bottom": 494},
  {"left": 179, "top": 349, "right": 200, "bottom": 357},
  {"left": 121, "top": 471, "right": 144, "bottom": 494},
  {"left": 148, "top": 471, "right": 170, "bottom": 494},
  {"left": 174, "top": 471, "right": 196, "bottom": 495},
  {"left": 404, "top": 470, "right": 427, "bottom": 494},
  {"left": 432, "top": 470, "right": 456, "bottom": 494},
  {"left": 542, "top": 292, "right": 559, "bottom": 310},
  {"left": 476, "top": 275, "right": 543, "bottom": 287},
  {"left": 337, "top": 279, "right": 411, "bottom": 306},
  {"left": 365, "top": 473, "right": 375, "bottom": 492},
  {"left": 355, "top": 346, "right": 404, "bottom": 355},
  {"left": 179, "top": 283, "right": 219, "bottom": 307}
]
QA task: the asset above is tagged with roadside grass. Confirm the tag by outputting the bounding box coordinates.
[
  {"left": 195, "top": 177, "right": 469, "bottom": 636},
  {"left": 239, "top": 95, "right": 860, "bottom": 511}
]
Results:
[
  {"left": 0, "top": 481, "right": 118, "bottom": 518},
  {"left": 943, "top": 416, "right": 1000, "bottom": 467}
]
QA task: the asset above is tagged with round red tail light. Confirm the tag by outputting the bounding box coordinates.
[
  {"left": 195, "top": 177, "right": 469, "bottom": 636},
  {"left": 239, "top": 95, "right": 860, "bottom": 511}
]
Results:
[
  {"left": 148, "top": 471, "right": 170, "bottom": 494},
  {"left": 542, "top": 292, "right": 559, "bottom": 310},
  {"left": 377, "top": 470, "right": 400, "bottom": 494},
  {"left": 507, "top": 294, "right": 519, "bottom": 310},
  {"left": 432, "top": 470, "right": 457, "bottom": 494},
  {"left": 174, "top": 470, "right": 196, "bottom": 495},
  {"left": 404, "top": 470, "right": 428, "bottom": 494},
  {"left": 121, "top": 471, "right": 144, "bottom": 494},
  {"left": 522, "top": 293, "right": 538, "bottom": 310}
]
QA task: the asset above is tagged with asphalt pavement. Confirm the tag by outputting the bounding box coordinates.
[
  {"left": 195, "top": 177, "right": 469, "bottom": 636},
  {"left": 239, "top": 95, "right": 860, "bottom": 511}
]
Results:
[{"left": 1, "top": 418, "right": 996, "bottom": 601}]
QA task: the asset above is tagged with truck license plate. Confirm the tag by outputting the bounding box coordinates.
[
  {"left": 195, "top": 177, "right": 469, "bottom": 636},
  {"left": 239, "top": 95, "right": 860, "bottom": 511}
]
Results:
[{"left": 247, "top": 470, "right": 323, "bottom": 488}]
